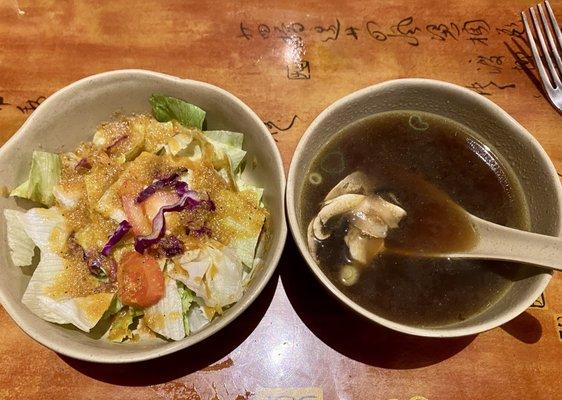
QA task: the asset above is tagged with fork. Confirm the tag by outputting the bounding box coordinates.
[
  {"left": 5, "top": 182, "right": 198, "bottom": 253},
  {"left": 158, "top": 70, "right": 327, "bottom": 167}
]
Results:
[{"left": 522, "top": 0, "right": 562, "bottom": 110}]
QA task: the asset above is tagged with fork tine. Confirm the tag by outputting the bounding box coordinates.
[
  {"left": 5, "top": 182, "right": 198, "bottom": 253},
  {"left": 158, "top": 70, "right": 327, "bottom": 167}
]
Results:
[
  {"left": 538, "top": 3, "right": 562, "bottom": 77},
  {"left": 530, "top": 5, "right": 562, "bottom": 88},
  {"left": 522, "top": 9, "right": 555, "bottom": 90},
  {"left": 545, "top": 1, "right": 562, "bottom": 58}
]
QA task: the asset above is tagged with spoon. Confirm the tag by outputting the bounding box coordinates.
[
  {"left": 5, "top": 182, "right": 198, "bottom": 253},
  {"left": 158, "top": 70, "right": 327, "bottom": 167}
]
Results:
[
  {"left": 308, "top": 170, "right": 561, "bottom": 271},
  {"left": 409, "top": 214, "right": 562, "bottom": 271}
]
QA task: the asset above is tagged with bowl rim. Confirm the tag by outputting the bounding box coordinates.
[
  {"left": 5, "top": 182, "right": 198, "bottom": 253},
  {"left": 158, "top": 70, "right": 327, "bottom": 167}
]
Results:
[
  {"left": 0, "top": 69, "right": 287, "bottom": 362},
  {"left": 286, "top": 77, "right": 561, "bottom": 338}
]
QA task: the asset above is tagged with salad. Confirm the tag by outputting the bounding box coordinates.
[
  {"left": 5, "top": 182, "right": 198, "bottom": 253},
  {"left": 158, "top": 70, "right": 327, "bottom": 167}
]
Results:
[{"left": 4, "top": 95, "right": 267, "bottom": 342}]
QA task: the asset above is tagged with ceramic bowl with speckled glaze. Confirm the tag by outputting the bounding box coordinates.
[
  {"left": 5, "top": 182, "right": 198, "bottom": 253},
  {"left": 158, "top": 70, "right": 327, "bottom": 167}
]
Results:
[
  {"left": 0, "top": 69, "right": 287, "bottom": 363},
  {"left": 286, "top": 78, "right": 562, "bottom": 337}
]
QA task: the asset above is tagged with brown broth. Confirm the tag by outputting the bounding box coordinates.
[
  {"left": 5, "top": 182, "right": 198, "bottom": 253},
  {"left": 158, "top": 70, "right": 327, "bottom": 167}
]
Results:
[
  {"left": 376, "top": 165, "right": 478, "bottom": 255},
  {"left": 300, "top": 111, "right": 529, "bottom": 327}
]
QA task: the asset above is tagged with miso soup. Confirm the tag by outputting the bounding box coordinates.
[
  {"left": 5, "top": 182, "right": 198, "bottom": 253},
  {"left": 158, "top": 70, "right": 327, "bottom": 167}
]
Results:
[{"left": 300, "top": 111, "right": 529, "bottom": 327}]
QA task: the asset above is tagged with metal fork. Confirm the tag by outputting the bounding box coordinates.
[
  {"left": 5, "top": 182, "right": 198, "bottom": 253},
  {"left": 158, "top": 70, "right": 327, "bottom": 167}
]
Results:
[{"left": 522, "top": 0, "right": 562, "bottom": 110}]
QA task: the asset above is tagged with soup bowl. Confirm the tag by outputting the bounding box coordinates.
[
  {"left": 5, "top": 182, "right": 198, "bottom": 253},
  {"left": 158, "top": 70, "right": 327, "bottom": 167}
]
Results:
[
  {"left": 286, "top": 78, "right": 562, "bottom": 337},
  {"left": 0, "top": 69, "right": 287, "bottom": 362}
]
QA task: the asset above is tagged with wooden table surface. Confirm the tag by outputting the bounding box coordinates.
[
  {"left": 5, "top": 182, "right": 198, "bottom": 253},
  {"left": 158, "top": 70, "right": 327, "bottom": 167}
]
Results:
[{"left": 1, "top": 1, "right": 561, "bottom": 399}]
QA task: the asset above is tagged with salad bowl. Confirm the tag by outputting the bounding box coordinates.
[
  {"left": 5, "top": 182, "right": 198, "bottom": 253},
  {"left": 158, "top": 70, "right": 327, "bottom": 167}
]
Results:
[{"left": 0, "top": 69, "right": 287, "bottom": 363}]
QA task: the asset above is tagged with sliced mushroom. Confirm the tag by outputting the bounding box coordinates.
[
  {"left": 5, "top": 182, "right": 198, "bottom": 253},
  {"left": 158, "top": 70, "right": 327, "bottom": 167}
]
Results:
[
  {"left": 306, "top": 173, "right": 407, "bottom": 283},
  {"left": 349, "top": 213, "right": 388, "bottom": 238},
  {"left": 373, "top": 196, "right": 407, "bottom": 228},
  {"left": 307, "top": 219, "right": 319, "bottom": 262},
  {"left": 349, "top": 195, "right": 407, "bottom": 237},
  {"left": 344, "top": 226, "right": 385, "bottom": 265},
  {"left": 312, "top": 193, "right": 365, "bottom": 240},
  {"left": 324, "top": 171, "right": 373, "bottom": 203}
]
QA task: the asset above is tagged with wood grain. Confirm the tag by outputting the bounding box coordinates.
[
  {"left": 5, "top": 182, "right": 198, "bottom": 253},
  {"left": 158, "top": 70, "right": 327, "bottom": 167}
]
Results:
[{"left": 1, "top": 1, "right": 561, "bottom": 399}]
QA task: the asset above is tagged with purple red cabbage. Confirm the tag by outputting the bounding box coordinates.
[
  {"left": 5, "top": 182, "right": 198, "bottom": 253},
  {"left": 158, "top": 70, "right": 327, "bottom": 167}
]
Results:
[
  {"left": 102, "top": 220, "right": 132, "bottom": 256},
  {"left": 174, "top": 180, "right": 188, "bottom": 196},
  {"left": 194, "top": 226, "right": 212, "bottom": 237},
  {"left": 67, "top": 234, "right": 85, "bottom": 258},
  {"left": 202, "top": 199, "right": 216, "bottom": 211},
  {"left": 131, "top": 172, "right": 216, "bottom": 254},
  {"left": 75, "top": 158, "right": 92, "bottom": 171},
  {"left": 84, "top": 252, "right": 107, "bottom": 278},
  {"left": 84, "top": 251, "right": 117, "bottom": 281},
  {"left": 134, "top": 190, "right": 202, "bottom": 254},
  {"left": 158, "top": 235, "right": 185, "bottom": 257},
  {"left": 135, "top": 173, "right": 180, "bottom": 203},
  {"left": 87, "top": 257, "right": 105, "bottom": 278},
  {"left": 185, "top": 225, "right": 212, "bottom": 237},
  {"left": 106, "top": 134, "right": 129, "bottom": 153},
  {"left": 67, "top": 236, "right": 107, "bottom": 279}
]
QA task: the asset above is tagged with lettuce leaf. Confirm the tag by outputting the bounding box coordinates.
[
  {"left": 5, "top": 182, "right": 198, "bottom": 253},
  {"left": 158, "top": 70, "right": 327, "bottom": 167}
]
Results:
[
  {"left": 204, "top": 130, "right": 246, "bottom": 172},
  {"left": 105, "top": 296, "right": 123, "bottom": 316},
  {"left": 238, "top": 183, "right": 264, "bottom": 207},
  {"left": 214, "top": 192, "right": 266, "bottom": 268},
  {"left": 144, "top": 275, "right": 185, "bottom": 340},
  {"left": 187, "top": 304, "right": 210, "bottom": 333},
  {"left": 170, "top": 244, "right": 243, "bottom": 309},
  {"left": 22, "top": 207, "right": 67, "bottom": 251},
  {"left": 204, "top": 130, "right": 244, "bottom": 149},
  {"left": 184, "top": 170, "right": 266, "bottom": 268},
  {"left": 3, "top": 209, "right": 35, "bottom": 266},
  {"left": 108, "top": 306, "right": 142, "bottom": 342},
  {"left": 150, "top": 94, "right": 206, "bottom": 130},
  {"left": 11, "top": 151, "right": 61, "bottom": 206},
  {"left": 168, "top": 248, "right": 212, "bottom": 299},
  {"left": 52, "top": 184, "right": 82, "bottom": 209},
  {"left": 208, "top": 140, "right": 246, "bottom": 172},
  {"left": 165, "top": 132, "right": 194, "bottom": 156},
  {"left": 204, "top": 246, "right": 244, "bottom": 308},
  {"left": 20, "top": 207, "right": 114, "bottom": 331},
  {"left": 229, "top": 223, "right": 265, "bottom": 269},
  {"left": 176, "top": 282, "right": 195, "bottom": 335},
  {"left": 132, "top": 117, "right": 175, "bottom": 154}
]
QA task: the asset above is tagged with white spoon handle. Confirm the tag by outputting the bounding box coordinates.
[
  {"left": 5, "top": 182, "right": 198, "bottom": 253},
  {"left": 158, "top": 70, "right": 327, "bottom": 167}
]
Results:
[{"left": 450, "top": 216, "right": 562, "bottom": 271}]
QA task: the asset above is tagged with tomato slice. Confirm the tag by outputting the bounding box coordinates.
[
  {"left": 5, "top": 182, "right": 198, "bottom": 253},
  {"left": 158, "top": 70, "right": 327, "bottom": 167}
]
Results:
[
  {"left": 120, "top": 180, "right": 151, "bottom": 235},
  {"left": 117, "top": 252, "right": 165, "bottom": 308}
]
